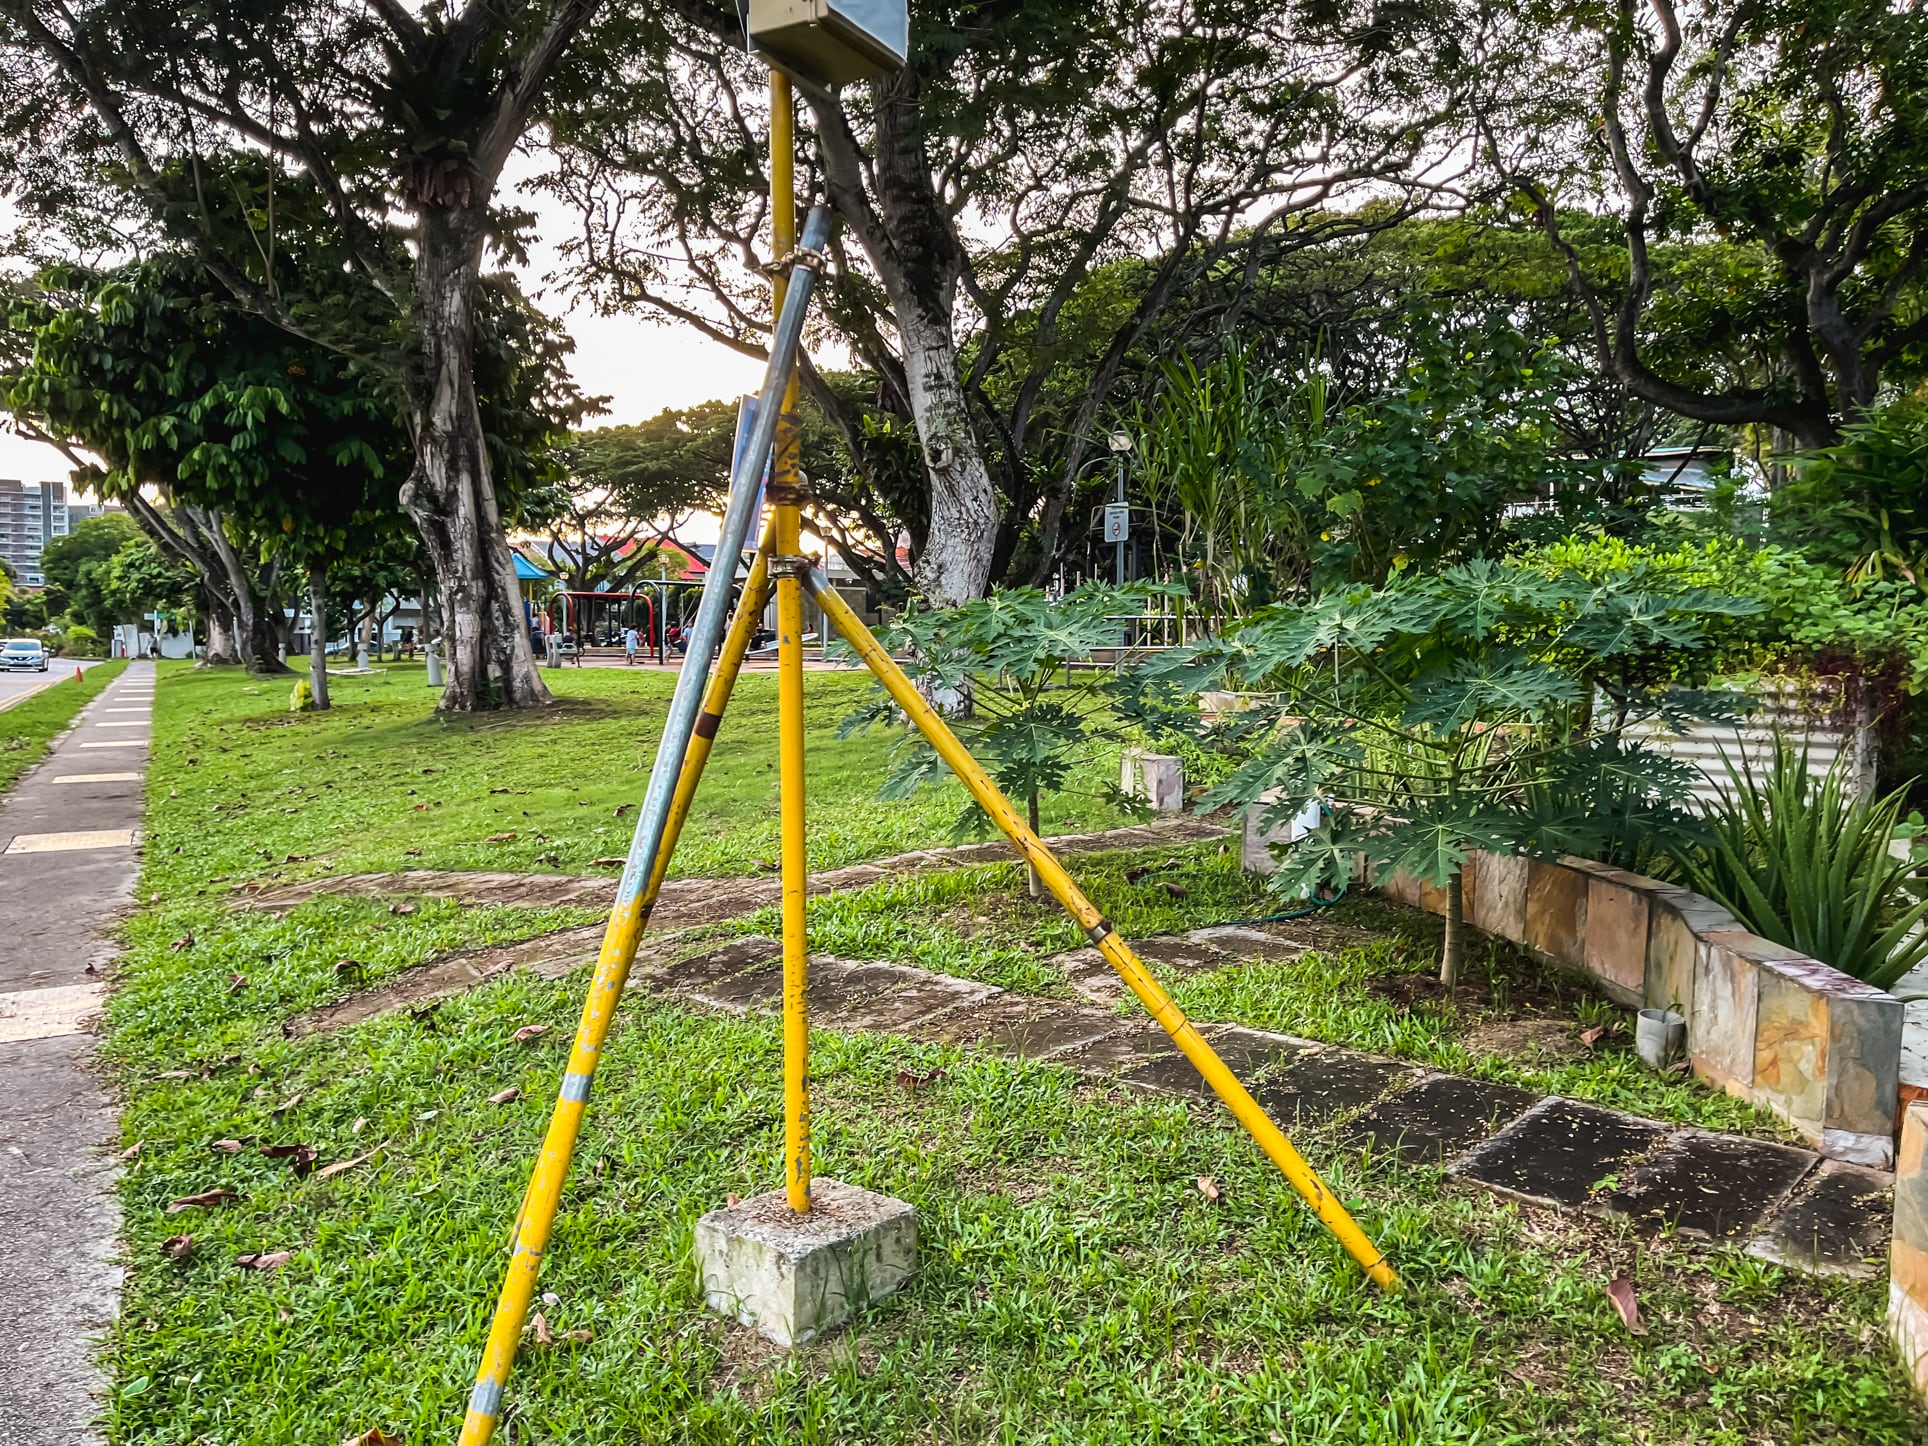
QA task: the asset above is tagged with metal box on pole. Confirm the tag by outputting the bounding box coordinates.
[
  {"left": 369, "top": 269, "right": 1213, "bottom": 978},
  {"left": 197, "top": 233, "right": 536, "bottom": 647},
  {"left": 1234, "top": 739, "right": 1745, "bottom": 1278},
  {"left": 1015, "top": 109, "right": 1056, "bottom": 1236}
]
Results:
[{"left": 744, "top": 0, "right": 909, "bottom": 86}]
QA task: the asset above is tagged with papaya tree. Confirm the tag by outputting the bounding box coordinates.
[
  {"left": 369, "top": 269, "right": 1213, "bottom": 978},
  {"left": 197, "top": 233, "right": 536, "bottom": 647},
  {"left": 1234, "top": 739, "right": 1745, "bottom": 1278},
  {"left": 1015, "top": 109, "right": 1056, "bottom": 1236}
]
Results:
[{"left": 1161, "top": 559, "right": 1756, "bottom": 983}]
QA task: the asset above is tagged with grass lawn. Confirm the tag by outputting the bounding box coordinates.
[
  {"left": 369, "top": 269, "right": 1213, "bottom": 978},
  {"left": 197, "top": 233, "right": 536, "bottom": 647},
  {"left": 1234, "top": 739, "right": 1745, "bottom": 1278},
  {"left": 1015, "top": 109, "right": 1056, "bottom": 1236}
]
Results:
[
  {"left": 0, "top": 657, "right": 127, "bottom": 793},
  {"left": 103, "top": 662, "right": 1922, "bottom": 1445}
]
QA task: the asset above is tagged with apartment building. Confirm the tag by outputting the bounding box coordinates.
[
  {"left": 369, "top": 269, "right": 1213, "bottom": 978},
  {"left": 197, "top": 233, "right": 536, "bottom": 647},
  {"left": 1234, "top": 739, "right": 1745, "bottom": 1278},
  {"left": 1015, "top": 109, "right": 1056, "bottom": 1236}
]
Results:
[{"left": 0, "top": 480, "right": 108, "bottom": 586}]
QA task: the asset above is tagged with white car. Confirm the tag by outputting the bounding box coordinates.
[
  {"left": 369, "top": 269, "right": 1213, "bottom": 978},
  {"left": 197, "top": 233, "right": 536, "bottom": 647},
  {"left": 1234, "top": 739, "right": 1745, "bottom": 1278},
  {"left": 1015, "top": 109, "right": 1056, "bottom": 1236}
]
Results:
[{"left": 0, "top": 638, "right": 48, "bottom": 672}]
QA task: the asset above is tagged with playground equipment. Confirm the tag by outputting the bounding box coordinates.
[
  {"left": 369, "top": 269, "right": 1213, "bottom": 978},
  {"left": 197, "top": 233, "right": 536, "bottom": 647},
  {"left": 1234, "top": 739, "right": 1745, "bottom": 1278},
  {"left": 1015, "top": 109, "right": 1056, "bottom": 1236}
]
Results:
[{"left": 457, "top": 41, "right": 1396, "bottom": 1446}]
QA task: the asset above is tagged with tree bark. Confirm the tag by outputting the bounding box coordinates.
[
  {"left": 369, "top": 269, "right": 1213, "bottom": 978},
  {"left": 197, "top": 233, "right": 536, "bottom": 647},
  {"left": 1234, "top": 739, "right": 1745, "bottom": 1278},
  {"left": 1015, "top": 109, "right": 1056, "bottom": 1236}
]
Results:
[
  {"left": 307, "top": 563, "right": 332, "bottom": 711},
  {"left": 199, "top": 585, "right": 240, "bottom": 667},
  {"left": 1440, "top": 869, "right": 1466, "bottom": 988},
  {"left": 813, "top": 75, "right": 999, "bottom": 605},
  {"left": 897, "top": 301, "right": 998, "bottom": 604},
  {"left": 399, "top": 209, "right": 552, "bottom": 712}
]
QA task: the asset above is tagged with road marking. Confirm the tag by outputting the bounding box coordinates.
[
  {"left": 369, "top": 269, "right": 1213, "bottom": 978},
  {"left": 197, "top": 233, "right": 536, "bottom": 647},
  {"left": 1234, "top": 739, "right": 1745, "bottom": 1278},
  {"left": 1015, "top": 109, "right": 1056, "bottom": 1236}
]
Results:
[
  {"left": 78, "top": 741, "right": 143, "bottom": 749},
  {"left": 103, "top": 707, "right": 147, "bottom": 714},
  {"left": 53, "top": 772, "right": 142, "bottom": 784},
  {"left": 92, "top": 722, "right": 148, "bottom": 729},
  {"left": 0, "top": 983, "right": 106, "bottom": 1043},
  {"left": 4, "top": 829, "right": 137, "bottom": 854}
]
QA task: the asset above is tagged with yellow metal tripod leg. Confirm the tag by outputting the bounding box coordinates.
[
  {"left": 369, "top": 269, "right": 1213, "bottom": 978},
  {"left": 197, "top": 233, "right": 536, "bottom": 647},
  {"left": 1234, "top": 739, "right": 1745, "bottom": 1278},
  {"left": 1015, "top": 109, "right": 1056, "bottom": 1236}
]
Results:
[
  {"left": 458, "top": 548, "right": 775, "bottom": 1446},
  {"left": 806, "top": 573, "right": 1400, "bottom": 1293}
]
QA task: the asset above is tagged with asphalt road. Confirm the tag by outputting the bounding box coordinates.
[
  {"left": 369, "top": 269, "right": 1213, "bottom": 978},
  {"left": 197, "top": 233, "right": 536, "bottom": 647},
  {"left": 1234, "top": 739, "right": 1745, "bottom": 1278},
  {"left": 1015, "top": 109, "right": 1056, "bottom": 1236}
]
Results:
[
  {"left": 0, "top": 656, "right": 98, "bottom": 714},
  {"left": 0, "top": 659, "right": 148, "bottom": 1444}
]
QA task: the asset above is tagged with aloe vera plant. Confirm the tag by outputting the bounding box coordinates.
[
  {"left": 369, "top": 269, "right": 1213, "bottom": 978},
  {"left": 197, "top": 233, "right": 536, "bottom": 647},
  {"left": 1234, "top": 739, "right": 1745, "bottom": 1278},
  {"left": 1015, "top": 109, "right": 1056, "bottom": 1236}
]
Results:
[{"left": 1671, "top": 741, "right": 1928, "bottom": 991}]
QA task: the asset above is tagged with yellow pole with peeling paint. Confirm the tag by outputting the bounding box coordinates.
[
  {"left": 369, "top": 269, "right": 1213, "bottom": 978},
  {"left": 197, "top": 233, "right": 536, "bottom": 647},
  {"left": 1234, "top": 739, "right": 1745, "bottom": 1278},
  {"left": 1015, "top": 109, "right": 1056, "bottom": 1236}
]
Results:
[{"left": 804, "top": 570, "right": 1401, "bottom": 1292}]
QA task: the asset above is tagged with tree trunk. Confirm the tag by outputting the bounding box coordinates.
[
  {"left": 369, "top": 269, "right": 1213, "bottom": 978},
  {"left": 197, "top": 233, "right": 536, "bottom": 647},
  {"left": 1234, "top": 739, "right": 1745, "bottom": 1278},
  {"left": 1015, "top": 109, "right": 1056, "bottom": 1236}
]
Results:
[
  {"left": 199, "top": 586, "right": 240, "bottom": 667},
  {"left": 898, "top": 300, "right": 999, "bottom": 605},
  {"left": 1440, "top": 869, "right": 1466, "bottom": 988},
  {"left": 400, "top": 210, "right": 552, "bottom": 712},
  {"left": 307, "top": 563, "right": 331, "bottom": 712}
]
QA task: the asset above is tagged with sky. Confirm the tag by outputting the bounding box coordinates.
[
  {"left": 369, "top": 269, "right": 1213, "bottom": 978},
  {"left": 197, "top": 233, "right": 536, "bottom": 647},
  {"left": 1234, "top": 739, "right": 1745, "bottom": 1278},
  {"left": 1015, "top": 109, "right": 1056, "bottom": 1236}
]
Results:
[{"left": 0, "top": 161, "right": 774, "bottom": 500}]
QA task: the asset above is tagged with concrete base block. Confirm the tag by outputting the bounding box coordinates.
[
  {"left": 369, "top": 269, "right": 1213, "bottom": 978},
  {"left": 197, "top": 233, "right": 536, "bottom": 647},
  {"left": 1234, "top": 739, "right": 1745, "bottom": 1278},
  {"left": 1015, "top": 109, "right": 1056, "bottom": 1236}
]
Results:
[{"left": 694, "top": 1178, "right": 916, "bottom": 1346}]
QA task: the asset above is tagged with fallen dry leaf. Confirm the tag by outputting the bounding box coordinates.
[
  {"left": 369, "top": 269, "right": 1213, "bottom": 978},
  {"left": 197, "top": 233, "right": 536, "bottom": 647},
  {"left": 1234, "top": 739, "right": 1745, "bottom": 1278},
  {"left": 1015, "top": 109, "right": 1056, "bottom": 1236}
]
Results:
[
  {"left": 271, "top": 1092, "right": 304, "bottom": 1117},
  {"left": 559, "top": 1327, "right": 593, "bottom": 1345},
  {"left": 234, "top": 1250, "right": 292, "bottom": 1272},
  {"left": 312, "top": 1145, "right": 384, "bottom": 1183},
  {"left": 485, "top": 831, "right": 518, "bottom": 844},
  {"left": 166, "top": 1188, "right": 239, "bottom": 1213},
  {"left": 1195, "top": 1175, "right": 1222, "bottom": 1202},
  {"left": 156, "top": 1070, "right": 194, "bottom": 1081},
  {"left": 171, "top": 934, "right": 195, "bottom": 952},
  {"left": 332, "top": 960, "right": 365, "bottom": 979},
  {"left": 488, "top": 1087, "right": 521, "bottom": 1106},
  {"left": 589, "top": 857, "right": 625, "bottom": 868},
  {"left": 613, "top": 802, "right": 634, "bottom": 818},
  {"left": 350, "top": 1116, "right": 367, "bottom": 1136},
  {"left": 120, "top": 1141, "right": 143, "bottom": 1160},
  {"left": 895, "top": 1068, "right": 949, "bottom": 1092},
  {"left": 1605, "top": 1275, "right": 1644, "bottom": 1334},
  {"left": 513, "top": 1025, "right": 551, "bottom": 1044},
  {"left": 227, "top": 973, "right": 249, "bottom": 994},
  {"left": 209, "top": 1139, "right": 246, "bottom": 1154},
  {"left": 1161, "top": 881, "right": 1189, "bottom": 900},
  {"left": 339, "top": 1429, "right": 402, "bottom": 1446},
  {"left": 388, "top": 902, "right": 417, "bottom": 917},
  {"left": 528, "top": 1311, "right": 553, "bottom": 1346},
  {"left": 261, "top": 1143, "right": 320, "bottom": 1175},
  {"left": 1579, "top": 1024, "right": 1612, "bottom": 1048},
  {"left": 726, "top": 1192, "right": 741, "bottom": 1208},
  {"left": 160, "top": 1234, "right": 194, "bottom": 1260}
]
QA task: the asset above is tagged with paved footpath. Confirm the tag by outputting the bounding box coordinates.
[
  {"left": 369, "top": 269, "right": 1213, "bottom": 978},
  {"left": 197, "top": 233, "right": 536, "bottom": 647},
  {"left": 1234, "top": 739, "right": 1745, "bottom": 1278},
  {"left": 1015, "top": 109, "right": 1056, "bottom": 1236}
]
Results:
[{"left": 0, "top": 661, "right": 151, "bottom": 1444}]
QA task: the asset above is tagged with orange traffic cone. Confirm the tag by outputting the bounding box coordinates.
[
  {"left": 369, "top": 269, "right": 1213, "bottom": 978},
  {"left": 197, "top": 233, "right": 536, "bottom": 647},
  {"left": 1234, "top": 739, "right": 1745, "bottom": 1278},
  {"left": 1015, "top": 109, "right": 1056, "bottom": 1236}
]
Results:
[{"left": 74, "top": 666, "right": 82, "bottom": 683}]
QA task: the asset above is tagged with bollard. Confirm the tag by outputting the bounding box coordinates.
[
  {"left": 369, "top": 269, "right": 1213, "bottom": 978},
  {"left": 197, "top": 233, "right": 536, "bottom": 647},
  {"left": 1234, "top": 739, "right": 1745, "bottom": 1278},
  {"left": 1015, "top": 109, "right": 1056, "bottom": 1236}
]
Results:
[{"left": 426, "top": 646, "right": 443, "bottom": 687}]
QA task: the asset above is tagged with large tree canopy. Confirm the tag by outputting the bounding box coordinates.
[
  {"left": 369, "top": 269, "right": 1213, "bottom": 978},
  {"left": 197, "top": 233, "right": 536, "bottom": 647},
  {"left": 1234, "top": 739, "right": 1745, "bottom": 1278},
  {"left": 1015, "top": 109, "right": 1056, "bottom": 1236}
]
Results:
[
  {"left": 0, "top": 0, "right": 605, "bottom": 707},
  {"left": 543, "top": 0, "right": 1470, "bottom": 602},
  {"left": 1481, "top": 0, "right": 1928, "bottom": 449}
]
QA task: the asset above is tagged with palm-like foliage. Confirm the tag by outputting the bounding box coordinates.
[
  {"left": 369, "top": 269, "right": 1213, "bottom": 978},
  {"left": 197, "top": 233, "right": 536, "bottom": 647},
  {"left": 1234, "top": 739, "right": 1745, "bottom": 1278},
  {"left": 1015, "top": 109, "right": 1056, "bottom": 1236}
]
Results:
[
  {"left": 1669, "top": 743, "right": 1928, "bottom": 992},
  {"left": 1158, "top": 559, "right": 1756, "bottom": 982},
  {"left": 840, "top": 581, "right": 1183, "bottom": 892}
]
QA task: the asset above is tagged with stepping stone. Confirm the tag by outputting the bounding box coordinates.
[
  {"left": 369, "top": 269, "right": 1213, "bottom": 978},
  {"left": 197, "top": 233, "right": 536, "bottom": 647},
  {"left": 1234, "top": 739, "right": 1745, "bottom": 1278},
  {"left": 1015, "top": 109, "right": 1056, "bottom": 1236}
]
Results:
[
  {"left": 804, "top": 960, "right": 913, "bottom": 1023},
  {"left": 1746, "top": 1161, "right": 1894, "bottom": 1278},
  {"left": 1250, "top": 1047, "right": 1415, "bottom": 1129},
  {"left": 659, "top": 936, "right": 782, "bottom": 1001},
  {"left": 923, "top": 994, "right": 1123, "bottom": 1060},
  {"left": 1062, "top": 1025, "right": 1183, "bottom": 1074},
  {"left": 1133, "top": 937, "right": 1227, "bottom": 972},
  {"left": 820, "top": 970, "right": 999, "bottom": 1032},
  {"left": 1342, "top": 1075, "right": 1541, "bottom": 1165},
  {"left": 690, "top": 960, "right": 787, "bottom": 1013},
  {"left": 1602, "top": 1130, "right": 1818, "bottom": 1240},
  {"left": 1118, "top": 1025, "right": 1304, "bottom": 1100},
  {"left": 1184, "top": 925, "right": 1305, "bottom": 960},
  {"left": 1452, "top": 1098, "right": 1669, "bottom": 1209}
]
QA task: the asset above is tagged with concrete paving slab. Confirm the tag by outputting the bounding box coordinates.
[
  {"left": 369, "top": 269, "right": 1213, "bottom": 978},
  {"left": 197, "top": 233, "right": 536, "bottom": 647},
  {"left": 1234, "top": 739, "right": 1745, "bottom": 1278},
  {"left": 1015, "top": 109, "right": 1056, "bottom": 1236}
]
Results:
[
  {"left": 1452, "top": 1097, "right": 1668, "bottom": 1209},
  {"left": 0, "top": 983, "right": 107, "bottom": 1043},
  {"left": 1603, "top": 1130, "right": 1817, "bottom": 1240},
  {"left": 4, "top": 829, "right": 136, "bottom": 853},
  {"left": 1250, "top": 1047, "right": 1415, "bottom": 1130},
  {"left": 1343, "top": 1075, "right": 1542, "bottom": 1165},
  {"left": 917, "top": 994, "right": 1123, "bottom": 1059},
  {"left": 1746, "top": 1161, "right": 1894, "bottom": 1278}
]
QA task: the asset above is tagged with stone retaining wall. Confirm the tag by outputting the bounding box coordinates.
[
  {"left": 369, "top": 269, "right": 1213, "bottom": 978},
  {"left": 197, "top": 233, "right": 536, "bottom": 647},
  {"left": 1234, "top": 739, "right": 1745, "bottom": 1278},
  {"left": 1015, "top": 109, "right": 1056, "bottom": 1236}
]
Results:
[
  {"left": 1893, "top": 1102, "right": 1928, "bottom": 1395},
  {"left": 1371, "top": 847, "right": 1902, "bottom": 1167}
]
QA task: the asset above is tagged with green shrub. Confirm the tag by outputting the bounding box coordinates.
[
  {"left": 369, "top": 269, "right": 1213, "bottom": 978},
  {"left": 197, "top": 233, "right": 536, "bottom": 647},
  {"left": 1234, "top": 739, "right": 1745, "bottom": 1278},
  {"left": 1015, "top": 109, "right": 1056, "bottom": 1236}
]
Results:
[
  {"left": 56, "top": 623, "right": 104, "bottom": 658},
  {"left": 1667, "top": 741, "right": 1928, "bottom": 991}
]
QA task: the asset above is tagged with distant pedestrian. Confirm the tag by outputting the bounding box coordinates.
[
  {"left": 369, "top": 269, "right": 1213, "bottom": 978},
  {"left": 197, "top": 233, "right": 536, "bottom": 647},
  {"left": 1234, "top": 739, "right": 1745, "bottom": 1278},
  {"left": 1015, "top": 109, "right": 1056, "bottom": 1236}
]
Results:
[{"left": 623, "top": 625, "right": 640, "bottom": 665}]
